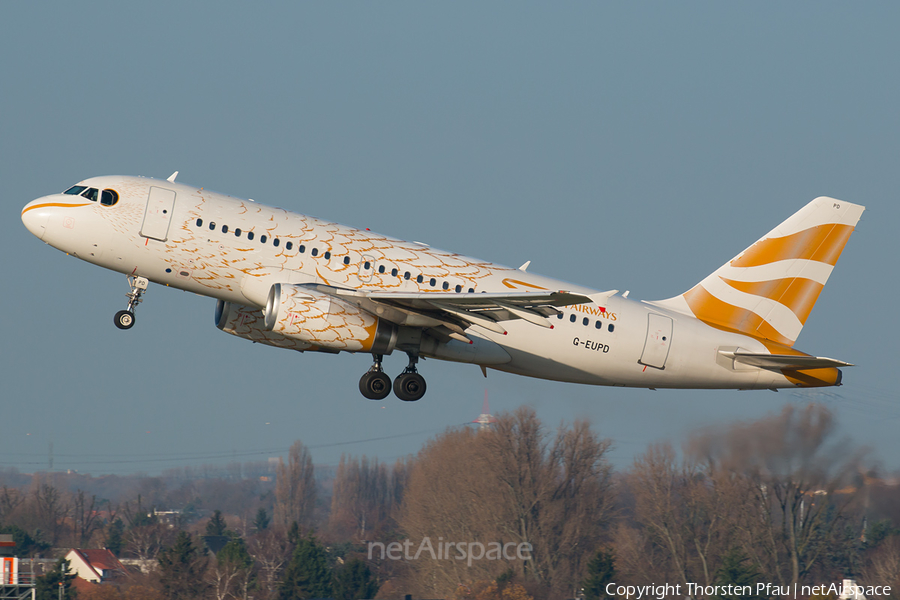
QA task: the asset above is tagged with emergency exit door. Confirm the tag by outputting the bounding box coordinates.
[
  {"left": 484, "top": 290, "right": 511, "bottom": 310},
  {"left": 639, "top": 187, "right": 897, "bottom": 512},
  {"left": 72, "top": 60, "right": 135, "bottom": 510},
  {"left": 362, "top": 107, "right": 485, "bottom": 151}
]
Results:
[
  {"left": 639, "top": 313, "right": 673, "bottom": 369},
  {"left": 140, "top": 186, "right": 177, "bottom": 241}
]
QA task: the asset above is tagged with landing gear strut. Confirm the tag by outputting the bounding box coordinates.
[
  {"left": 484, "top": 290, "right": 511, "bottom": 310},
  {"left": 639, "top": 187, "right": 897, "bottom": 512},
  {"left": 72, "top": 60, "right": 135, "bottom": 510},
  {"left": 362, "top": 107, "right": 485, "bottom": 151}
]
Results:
[
  {"left": 393, "top": 353, "right": 426, "bottom": 402},
  {"left": 359, "top": 354, "right": 392, "bottom": 400},
  {"left": 114, "top": 276, "right": 149, "bottom": 330}
]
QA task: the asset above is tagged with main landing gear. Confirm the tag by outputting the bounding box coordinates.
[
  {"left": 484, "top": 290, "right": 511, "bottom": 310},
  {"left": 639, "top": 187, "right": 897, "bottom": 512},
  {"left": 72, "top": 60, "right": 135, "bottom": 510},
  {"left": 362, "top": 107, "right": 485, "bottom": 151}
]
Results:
[
  {"left": 359, "top": 354, "right": 392, "bottom": 400},
  {"left": 359, "top": 352, "right": 427, "bottom": 402},
  {"left": 394, "top": 353, "right": 426, "bottom": 402},
  {"left": 114, "top": 276, "right": 149, "bottom": 330}
]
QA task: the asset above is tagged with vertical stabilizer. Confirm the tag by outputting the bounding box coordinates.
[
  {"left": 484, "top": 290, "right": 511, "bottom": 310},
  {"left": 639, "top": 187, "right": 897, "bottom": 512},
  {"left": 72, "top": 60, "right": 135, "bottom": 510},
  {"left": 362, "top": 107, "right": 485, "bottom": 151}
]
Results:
[{"left": 660, "top": 197, "right": 864, "bottom": 346}]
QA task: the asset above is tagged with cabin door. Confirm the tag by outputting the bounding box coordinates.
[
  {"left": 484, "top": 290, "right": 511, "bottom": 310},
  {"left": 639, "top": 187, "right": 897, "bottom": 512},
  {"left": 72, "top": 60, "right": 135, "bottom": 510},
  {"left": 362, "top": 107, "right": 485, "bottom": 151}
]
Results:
[
  {"left": 639, "top": 313, "right": 673, "bottom": 369},
  {"left": 140, "top": 186, "right": 177, "bottom": 241}
]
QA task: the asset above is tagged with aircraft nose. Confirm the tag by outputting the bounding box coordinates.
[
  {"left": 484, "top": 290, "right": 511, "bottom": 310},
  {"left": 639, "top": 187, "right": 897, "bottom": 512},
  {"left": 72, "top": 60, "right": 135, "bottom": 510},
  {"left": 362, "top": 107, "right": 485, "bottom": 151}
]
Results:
[{"left": 21, "top": 199, "right": 53, "bottom": 241}]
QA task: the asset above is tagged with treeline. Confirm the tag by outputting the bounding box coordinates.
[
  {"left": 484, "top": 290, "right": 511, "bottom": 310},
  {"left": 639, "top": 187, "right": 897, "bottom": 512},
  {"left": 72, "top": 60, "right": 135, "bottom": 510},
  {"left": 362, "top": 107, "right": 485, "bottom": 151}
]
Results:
[{"left": 1, "top": 404, "right": 899, "bottom": 600}]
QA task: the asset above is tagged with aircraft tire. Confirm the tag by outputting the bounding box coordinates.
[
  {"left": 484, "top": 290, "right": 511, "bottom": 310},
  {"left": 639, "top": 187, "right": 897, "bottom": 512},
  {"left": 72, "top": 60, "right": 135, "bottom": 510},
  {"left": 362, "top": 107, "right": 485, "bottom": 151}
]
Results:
[
  {"left": 394, "top": 372, "right": 426, "bottom": 402},
  {"left": 114, "top": 310, "right": 135, "bottom": 330},
  {"left": 359, "top": 371, "right": 391, "bottom": 400}
]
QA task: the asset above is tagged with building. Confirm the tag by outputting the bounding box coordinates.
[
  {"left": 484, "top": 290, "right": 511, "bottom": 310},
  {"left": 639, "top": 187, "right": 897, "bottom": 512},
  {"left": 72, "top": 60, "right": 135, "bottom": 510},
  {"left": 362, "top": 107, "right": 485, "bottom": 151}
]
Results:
[{"left": 64, "top": 549, "right": 127, "bottom": 584}]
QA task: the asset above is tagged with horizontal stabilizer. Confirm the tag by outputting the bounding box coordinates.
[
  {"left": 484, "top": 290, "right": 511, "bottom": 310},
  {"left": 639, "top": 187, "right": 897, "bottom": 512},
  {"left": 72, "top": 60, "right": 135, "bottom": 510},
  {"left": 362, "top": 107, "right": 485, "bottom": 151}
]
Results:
[{"left": 719, "top": 351, "right": 853, "bottom": 370}]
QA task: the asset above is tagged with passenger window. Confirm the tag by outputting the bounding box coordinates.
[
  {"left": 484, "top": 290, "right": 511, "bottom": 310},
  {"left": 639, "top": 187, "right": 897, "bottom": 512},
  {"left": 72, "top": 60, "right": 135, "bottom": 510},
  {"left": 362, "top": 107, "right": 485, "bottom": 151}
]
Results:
[
  {"left": 391, "top": 268, "right": 398, "bottom": 277},
  {"left": 468, "top": 288, "right": 474, "bottom": 293},
  {"left": 248, "top": 231, "right": 255, "bottom": 240},
  {"left": 608, "top": 324, "right": 615, "bottom": 333},
  {"left": 235, "top": 228, "right": 242, "bottom": 237},
  {"left": 209, "top": 222, "right": 216, "bottom": 230},
  {"left": 196, "top": 218, "right": 203, "bottom": 227},
  {"left": 260, "top": 235, "right": 267, "bottom": 243},
  {"left": 311, "top": 248, "right": 318, "bottom": 256},
  {"left": 557, "top": 313, "right": 564, "bottom": 319},
  {"left": 299, "top": 245, "right": 305, "bottom": 253},
  {"left": 404, "top": 272, "right": 411, "bottom": 280},
  {"left": 570, "top": 314, "right": 576, "bottom": 323},
  {"left": 343, "top": 256, "right": 350, "bottom": 265},
  {"left": 286, "top": 241, "right": 292, "bottom": 250},
  {"left": 81, "top": 188, "right": 99, "bottom": 201},
  {"left": 100, "top": 189, "right": 119, "bottom": 206},
  {"left": 455, "top": 284, "right": 461, "bottom": 292},
  {"left": 416, "top": 275, "right": 423, "bottom": 283},
  {"left": 595, "top": 320, "right": 602, "bottom": 329},
  {"left": 378, "top": 265, "right": 385, "bottom": 274},
  {"left": 364, "top": 261, "right": 371, "bottom": 270},
  {"left": 324, "top": 251, "right": 331, "bottom": 259},
  {"left": 222, "top": 225, "right": 229, "bottom": 234},
  {"left": 583, "top": 317, "right": 589, "bottom": 326},
  {"left": 64, "top": 186, "right": 87, "bottom": 195},
  {"left": 273, "top": 238, "right": 280, "bottom": 247},
  {"left": 430, "top": 278, "right": 436, "bottom": 287}
]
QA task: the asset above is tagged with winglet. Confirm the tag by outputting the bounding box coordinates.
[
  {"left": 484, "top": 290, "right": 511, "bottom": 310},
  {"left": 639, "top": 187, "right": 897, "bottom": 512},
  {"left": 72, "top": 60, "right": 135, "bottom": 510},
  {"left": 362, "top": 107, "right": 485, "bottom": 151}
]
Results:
[
  {"left": 167, "top": 171, "right": 179, "bottom": 182},
  {"left": 518, "top": 261, "right": 531, "bottom": 272}
]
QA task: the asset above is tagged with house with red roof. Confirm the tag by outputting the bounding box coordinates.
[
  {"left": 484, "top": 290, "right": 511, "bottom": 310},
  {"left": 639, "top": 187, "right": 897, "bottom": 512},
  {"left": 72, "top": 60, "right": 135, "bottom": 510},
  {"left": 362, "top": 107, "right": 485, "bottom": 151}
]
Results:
[{"left": 64, "top": 549, "right": 127, "bottom": 584}]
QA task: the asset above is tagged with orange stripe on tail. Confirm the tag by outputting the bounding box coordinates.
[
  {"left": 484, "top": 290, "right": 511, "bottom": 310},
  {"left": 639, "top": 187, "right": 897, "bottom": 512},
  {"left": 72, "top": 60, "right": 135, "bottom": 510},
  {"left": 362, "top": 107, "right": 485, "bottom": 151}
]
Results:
[
  {"left": 720, "top": 277, "right": 825, "bottom": 325},
  {"left": 730, "top": 223, "right": 855, "bottom": 268}
]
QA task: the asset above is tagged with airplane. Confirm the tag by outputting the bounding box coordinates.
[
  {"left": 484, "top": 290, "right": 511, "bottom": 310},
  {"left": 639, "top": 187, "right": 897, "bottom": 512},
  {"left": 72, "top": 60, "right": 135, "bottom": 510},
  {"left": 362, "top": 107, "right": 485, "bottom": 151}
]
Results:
[{"left": 21, "top": 174, "right": 864, "bottom": 401}]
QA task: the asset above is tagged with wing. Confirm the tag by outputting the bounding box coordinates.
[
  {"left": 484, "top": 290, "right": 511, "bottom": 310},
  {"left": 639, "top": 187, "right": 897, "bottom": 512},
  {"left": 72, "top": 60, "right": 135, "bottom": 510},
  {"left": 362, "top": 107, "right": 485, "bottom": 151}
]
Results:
[
  {"left": 720, "top": 351, "right": 854, "bottom": 370},
  {"left": 300, "top": 283, "right": 602, "bottom": 341}
]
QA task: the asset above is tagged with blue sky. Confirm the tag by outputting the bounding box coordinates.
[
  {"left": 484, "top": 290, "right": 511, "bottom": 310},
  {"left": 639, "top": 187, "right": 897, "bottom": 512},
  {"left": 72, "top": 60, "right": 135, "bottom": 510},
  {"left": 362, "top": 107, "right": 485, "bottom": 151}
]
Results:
[{"left": 2, "top": 3, "right": 897, "bottom": 476}]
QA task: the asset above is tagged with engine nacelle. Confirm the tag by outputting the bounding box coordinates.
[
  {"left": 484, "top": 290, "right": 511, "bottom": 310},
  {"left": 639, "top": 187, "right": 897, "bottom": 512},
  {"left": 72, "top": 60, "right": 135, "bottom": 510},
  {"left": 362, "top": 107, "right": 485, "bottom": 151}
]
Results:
[
  {"left": 216, "top": 300, "right": 314, "bottom": 351},
  {"left": 264, "top": 284, "right": 397, "bottom": 354}
]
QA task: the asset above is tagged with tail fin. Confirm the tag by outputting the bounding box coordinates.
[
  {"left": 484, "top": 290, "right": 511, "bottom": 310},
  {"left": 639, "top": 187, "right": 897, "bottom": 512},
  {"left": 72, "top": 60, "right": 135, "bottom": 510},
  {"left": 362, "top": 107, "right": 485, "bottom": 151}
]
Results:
[{"left": 661, "top": 197, "right": 864, "bottom": 347}]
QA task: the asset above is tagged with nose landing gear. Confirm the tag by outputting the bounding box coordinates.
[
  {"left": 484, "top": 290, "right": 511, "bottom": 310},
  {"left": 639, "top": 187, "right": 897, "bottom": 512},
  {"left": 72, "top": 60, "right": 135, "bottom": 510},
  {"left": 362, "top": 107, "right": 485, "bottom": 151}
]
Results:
[
  {"left": 114, "top": 276, "right": 149, "bottom": 330},
  {"left": 359, "top": 354, "right": 392, "bottom": 400}
]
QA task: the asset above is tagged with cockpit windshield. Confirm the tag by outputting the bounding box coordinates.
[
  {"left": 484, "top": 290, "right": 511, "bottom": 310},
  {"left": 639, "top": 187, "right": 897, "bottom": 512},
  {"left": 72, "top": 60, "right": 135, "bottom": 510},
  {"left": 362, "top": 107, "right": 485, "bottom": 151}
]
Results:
[{"left": 63, "top": 185, "right": 107, "bottom": 203}]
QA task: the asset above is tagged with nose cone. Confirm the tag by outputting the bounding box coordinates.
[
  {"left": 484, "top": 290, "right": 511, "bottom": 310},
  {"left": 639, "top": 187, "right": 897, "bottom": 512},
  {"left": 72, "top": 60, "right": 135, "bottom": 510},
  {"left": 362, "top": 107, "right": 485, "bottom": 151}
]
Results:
[{"left": 22, "top": 199, "right": 53, "bottom": 241}]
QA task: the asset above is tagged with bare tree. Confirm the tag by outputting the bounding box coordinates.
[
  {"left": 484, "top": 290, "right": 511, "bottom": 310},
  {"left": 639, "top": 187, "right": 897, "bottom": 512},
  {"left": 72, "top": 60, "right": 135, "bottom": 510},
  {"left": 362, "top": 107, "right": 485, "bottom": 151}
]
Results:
[
  {"left": 126, "top": 523, "right": 170, "bottom": 561},
  {"left": 273, "top": 441, "right": 316, "bottom": 531},
  {"left": 689, "top": 403, "right": 866, "bottom": 585},
  {"left": 209, "top": 544, "right": 253, "bottom": 600},
  {"left": 71, "top": 490, "right": 103, "bottom": 547},
  {"left": 30, "top": 478, "right": 69, "bottom": 545},
  {"left": 861, "top": 537, "right": 900, "bottom": 591},
  {"left": 399, "top": 426, "right": 500, "bottom": 597},
  {"left": 626, "top": 443, "right": 732, "bottom": 586},
  {"left": 398, "top": 408, "right": 614, "bottom": 600},
  {"left": 330, "top": 454, "right": 401, "bottom": 541},
  {"left": 248, "top": 527, "right": 290, "bottom": 600},
  {"left": 481, "top": 410, "right": 614, "bottom": 598},
  {"left": 0, "top": 486, "right": 23, "bottom": 523}
]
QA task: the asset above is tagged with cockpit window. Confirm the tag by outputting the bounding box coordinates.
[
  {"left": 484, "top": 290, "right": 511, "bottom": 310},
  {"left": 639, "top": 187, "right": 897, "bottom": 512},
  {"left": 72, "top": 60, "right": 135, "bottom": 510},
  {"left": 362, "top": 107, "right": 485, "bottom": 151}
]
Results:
[
  {"left": 64, "top": 185, "right": 87, "bottom": 195},
  {"left": 81, "top": 188, "right": 99, "bottom": 202},
  {"left": 100, "top": 189, "right": 119, "bottom": 206}
]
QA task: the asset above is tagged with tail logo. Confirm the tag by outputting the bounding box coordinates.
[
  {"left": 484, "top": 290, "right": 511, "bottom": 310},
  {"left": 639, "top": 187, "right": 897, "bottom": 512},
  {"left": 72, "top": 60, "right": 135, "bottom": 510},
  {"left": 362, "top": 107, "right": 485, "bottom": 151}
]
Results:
[{"left": 681, "top": 198, "right": 863, "bottom": 347}]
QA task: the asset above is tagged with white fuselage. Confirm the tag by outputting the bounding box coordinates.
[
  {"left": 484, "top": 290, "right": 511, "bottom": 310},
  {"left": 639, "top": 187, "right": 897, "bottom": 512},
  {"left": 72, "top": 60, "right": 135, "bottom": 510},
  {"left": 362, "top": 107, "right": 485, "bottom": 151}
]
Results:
[{"left": 21, "top": 175, "right": 825, "bottom": 391}]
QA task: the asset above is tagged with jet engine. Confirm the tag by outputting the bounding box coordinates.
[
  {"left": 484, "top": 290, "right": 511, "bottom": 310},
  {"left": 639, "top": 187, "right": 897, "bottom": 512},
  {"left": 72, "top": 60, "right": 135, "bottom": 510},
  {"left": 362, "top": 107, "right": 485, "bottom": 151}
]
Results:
[
  {"left": 215, "top": 300, "right": 314, "bottom": 351},
  {"left": 263, "top": 284, "right": 397, "bottom": 353}
]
